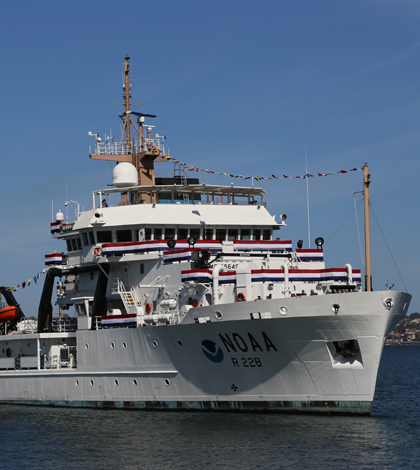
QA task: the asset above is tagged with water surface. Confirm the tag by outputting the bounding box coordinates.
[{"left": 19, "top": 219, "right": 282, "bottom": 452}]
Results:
[{"left": 1, "top": 346, "right": 419, "bottom": 469}]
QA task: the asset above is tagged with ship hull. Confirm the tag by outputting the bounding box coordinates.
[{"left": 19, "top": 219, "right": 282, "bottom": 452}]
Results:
[{"left": 0, "top": 291, "right": 410, "bottom": 414}]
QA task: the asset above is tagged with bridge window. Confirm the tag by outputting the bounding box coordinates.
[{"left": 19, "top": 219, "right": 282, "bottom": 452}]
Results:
[
  {"left": 97, "top": 231, "right": 112, "bottom": 243},
  {"left": 216, "top": 229, "right": 226, "bottom": 241},
  {"left": 117, "top": 230, "right": 132, "bottom": 242},
  {"left": 204, "top": 228, "right": 214, "bottom": 240},
  {"left": 190, "top": 228, "right": 200, "bottom": 239},
  {"left": 263, "top": 230, "right": 271, "bottom": 240},
  {"left": 144, "top": 228, "right": 152, "bottom": 240},
  {"left": 83, "top": 231, "right": 96, "bottom": 246},
  {"left": 253, "top": 229, "right": 261, "bottom": 240},
  {"left": 67, "top": 237, "right": 82, "bottom": 252},
  {"left": 241, "top": 229, "right": 251, "bottom": 240},
  {"left": 165, "top": 228, "right": 175, "bottom": 240},
  {"left": 154, "top": 228, "right": 163, "bottom": 240},
  {"left": 178, "top": 228, "right": 188, "bottom": 240},
  {"left": 228, "top": 229, "right": 238, "bottom": 241}
]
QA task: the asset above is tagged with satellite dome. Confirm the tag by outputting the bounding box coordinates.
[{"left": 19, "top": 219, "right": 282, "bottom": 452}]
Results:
[
  {"left": 56, "top": 210, "right": 64, "bottom": 222},
  {"left": 112, "top": 163, "right": 138, "bottom": 188}
]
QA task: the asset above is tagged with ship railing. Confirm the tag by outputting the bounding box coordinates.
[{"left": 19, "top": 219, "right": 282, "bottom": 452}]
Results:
[
  {"left": 52, "top": 317, "right": 77, "bottom": 333},
  {"left": 40, "top": 352, "right": 77, "bottom": 369},
  {"left": 91, "top": 139, "right": 163, "bottom": 156},
  {"left": 42, "top": 355, "right": 59, "bottom": 369}
]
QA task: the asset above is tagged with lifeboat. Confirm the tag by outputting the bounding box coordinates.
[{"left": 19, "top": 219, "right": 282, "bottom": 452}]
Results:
[{"left": 0, "top": 306, "right": 18, "bottom": 323}]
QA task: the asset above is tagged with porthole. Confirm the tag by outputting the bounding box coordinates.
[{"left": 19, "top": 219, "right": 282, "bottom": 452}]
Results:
[
  {"left": 152, "top": 340, "right": 158, "bottom": 348},
  {"left": 178, "top": 340, "right": 183, "bottom": 346},
  {"left": 122, "top": 342, "right": 127, "bottom": 349},
  {"left": 85, "top": 343, "right": 89, "bottom": 351},
  {"left": 111, "top": 342, "right": 115, "bottom": 350},
  {"left": 133, "top": 379, "right": 138, "bottom": 386},
  {"left": 279, "top": 306, "right": 288, "bottom": 316},
  {"left": 215, "top": 310, "right": 223, "bottom": 320},
  {"left": 75, "top": 380, "right": 79, "bottom": 387},
  {"left": 90, "top": 380, "right": 94, "bottom": 387},
  {"left": 164, "top": 379, "right": 170, "bottom": 387},
  {"left": 114, "top": 379, "right": 119, "bottom": 387}
]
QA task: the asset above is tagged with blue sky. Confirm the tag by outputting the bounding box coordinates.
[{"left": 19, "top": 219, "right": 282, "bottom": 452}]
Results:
[{"left": 0, "top": 0, "right": 419, "bottom": 314}]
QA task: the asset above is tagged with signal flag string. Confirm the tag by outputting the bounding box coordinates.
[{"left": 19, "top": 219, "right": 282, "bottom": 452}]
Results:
[{"left": 160, "top": 156, "right": 362, "bottom": 181}]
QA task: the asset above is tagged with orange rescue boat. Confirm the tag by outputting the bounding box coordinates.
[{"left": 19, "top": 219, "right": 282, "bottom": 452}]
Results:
[{"left": 0, "top": 306, "right": 18, "bottom": 323}]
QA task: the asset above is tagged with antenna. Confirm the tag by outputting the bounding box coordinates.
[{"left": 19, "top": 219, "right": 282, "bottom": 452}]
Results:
[{"left": 305, "top": 143, "right": 311, "bottom": 249}]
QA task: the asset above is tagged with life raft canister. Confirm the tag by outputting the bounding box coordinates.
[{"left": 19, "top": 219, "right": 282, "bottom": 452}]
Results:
[{"left": 236, "top": 292, "right": 246, "bottom": 302}]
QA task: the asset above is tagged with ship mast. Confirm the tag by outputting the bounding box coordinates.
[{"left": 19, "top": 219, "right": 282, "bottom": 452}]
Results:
[
  {"left": 89, "top": 55, "right": 164, "bottom": 189},
  {"left": 363, "top": 163, "right": 372, "bottom": 291}
]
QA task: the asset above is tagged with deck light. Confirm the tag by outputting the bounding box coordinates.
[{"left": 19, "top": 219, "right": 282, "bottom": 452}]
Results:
[{"left": 187, "top": 236, "right": 197, "bottom": 247}]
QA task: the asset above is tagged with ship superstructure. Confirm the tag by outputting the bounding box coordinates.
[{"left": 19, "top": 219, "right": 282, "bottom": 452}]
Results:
[{"left": 0, "top": 57, "right": 411, "bottom": 414}]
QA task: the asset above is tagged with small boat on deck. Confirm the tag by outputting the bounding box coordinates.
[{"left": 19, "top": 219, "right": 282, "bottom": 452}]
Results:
[{"left": 0, "top": 306, "right": 18, "bottom": 323}]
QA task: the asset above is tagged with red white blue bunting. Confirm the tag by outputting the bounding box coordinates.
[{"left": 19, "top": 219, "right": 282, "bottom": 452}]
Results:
[
  {"left": 103, "top": 239, "right": 294, "bottom": 259},
  {"left": 181, "top": 268, "right": 361, "bottom": 284},
  {"left": 296, "top": 249, "right": 324, "bottom": 262},
  {"left": 101, "top": 313, "right": 137, "bottom": 328}
]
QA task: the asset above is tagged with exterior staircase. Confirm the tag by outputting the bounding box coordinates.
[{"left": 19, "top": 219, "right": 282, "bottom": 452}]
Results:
[{"left": 113, "top": 279, "right": 142, "bottom": 315}]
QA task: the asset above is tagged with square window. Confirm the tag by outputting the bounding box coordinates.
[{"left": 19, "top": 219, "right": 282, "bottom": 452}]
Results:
[
  {"left": 241, "top": 229, "right": 251, "bottom": 240},
  {"left": 228, "top": 229, "right": 238, "bottom": 241},
  {"left": 178, "top": 228, "right": 188, "bottom": 240},
  {"left": 144, "top": 228, "right": 152, "bottom": 240},
  {"left": 263, "top": 230, "right": 271, "bottom": 240},
  {"left": 165, "top": 228, "right": 175, "bottom": 240},
  {"left": 216, "top": 229, "right": 226, "bottom": 241},
  {"left": 204, "top": 228, "right": 213, "bottom": 240},
  {"left": 117, "top": 230, "right": 132, "bottom": 242},
  {"left": 154, "top": 228, "right": 162, "bottom": 240},
  {"left": 97, "top": 231, "right": 112, "bottom": 243}
]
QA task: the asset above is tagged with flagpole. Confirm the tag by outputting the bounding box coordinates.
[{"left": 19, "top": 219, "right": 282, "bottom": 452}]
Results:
[
  {"left": 305, "top": 144, "right": 311, "bottom": 249},
  {"left": 363, "top": 163, "right": 372, "bottom": 291}
]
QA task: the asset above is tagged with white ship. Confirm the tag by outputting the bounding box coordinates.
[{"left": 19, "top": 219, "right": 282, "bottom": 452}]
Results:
[{"left": 0, "top": 57, "right": 411, "bottom": 414}]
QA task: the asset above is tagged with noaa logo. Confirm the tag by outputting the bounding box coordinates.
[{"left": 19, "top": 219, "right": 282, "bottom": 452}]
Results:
[{"left": 201, "top": 340, "right": 224, "bottom": 363}]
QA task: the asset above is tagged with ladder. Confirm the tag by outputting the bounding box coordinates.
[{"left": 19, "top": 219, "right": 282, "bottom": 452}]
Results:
[{"left": 114, "top": 279, "right": 141, "bottom": 314}]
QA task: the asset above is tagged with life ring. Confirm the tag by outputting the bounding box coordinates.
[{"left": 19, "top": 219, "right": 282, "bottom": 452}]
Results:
[
  {"left": 192, "top": 299, "right": 199, "bottom": 308},
  {"left": 94, "top": 247, "right": 102, "bottom": 257},
  {"left": 236, "top": 292, "right": 246, "bottom": 302},
  {"left": 145, "top": 302, "right": 152, "bottom": 314},
  {"left": 6, "top": 348, "right": 11, "bottom": 358}
]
